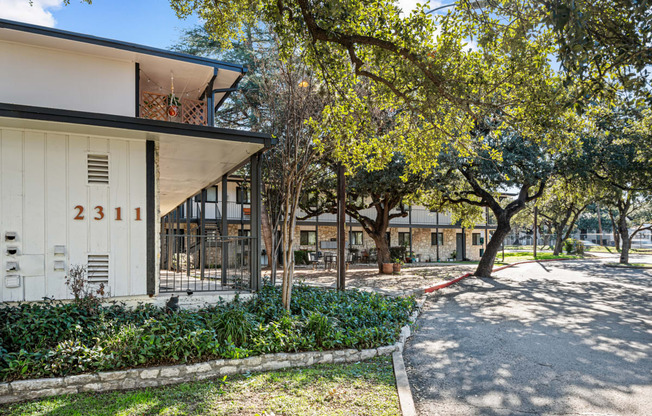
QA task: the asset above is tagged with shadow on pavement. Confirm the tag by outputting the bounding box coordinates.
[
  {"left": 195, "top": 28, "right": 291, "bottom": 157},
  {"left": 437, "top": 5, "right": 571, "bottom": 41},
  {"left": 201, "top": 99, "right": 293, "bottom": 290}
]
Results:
[{"left": 405, "top": 263, "right": 651, "bottom": 416}]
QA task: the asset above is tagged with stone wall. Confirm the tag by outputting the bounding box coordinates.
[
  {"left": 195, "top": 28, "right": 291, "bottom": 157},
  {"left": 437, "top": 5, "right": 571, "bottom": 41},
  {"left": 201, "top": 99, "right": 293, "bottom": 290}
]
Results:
[
  {"left": 1, "top": 337, "right": 400, "bottom": 405},
  {"left": 295, "top": 224, "right": 489, "bottom": 261}
]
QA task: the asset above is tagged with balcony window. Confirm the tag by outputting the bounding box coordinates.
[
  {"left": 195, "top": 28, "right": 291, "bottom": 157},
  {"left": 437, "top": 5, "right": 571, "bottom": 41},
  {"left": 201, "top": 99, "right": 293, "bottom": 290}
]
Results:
[
  {"left": 472, "top": 233, "right": 483, "bottom": 245},
  {"left": 236, "top": 187, "right": 251, "bottom": 204},
  {"left": 300, "top": 230, "right": 316, "bottom": 245}
]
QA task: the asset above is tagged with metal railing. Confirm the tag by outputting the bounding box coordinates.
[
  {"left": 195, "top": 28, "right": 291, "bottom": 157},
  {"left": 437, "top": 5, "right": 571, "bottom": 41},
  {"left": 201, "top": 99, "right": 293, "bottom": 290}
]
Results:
[{"left": 159, "top": 234, "right": 253, "bottom": 293}]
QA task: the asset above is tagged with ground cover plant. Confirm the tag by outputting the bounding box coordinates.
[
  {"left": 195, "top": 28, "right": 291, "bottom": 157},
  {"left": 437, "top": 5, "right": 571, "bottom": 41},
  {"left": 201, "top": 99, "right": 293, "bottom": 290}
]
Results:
[
  {"left": 0, "top": 286, "right": 414, "bottom": 382},
  {"left": 0, "top": 356, "right": 399, "bottom": 416}
]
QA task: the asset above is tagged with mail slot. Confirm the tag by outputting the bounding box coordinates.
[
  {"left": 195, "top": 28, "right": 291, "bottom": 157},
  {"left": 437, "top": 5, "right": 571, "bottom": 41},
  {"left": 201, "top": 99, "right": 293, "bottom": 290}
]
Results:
[
  {"left": 6, "top": 246, "right": 18, "bottom": 255},
  {"left": 5, "top": 231, "right": 17, "bottom": 241}
]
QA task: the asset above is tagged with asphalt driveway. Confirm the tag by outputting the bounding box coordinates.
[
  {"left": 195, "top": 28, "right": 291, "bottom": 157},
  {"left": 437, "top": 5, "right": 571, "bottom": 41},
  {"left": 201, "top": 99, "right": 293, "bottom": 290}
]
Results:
[{"left": 404, "top": 258, "right": 652, "bottom": 415}]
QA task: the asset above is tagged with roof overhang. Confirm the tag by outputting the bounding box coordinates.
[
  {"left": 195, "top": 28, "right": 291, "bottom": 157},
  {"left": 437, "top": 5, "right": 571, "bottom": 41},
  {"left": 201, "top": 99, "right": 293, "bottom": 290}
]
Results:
[
  {"left": 0, "top": 18, "right": 246, "bottom": 106},
  {"left": 0, "top": 103, "right": 273, "bottom": 216}
]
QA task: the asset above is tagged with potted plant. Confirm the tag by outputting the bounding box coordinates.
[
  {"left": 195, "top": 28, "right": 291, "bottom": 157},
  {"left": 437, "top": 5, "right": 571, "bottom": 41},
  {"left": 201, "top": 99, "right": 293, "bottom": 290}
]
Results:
[
  {"left": 393, "top": 258, "right": 404, "bottom": 273},
  {"left": 449, "top": 250, "right": 457, "bottom": 262},
  {"left": 382, "top": 262, "right": 394, "bottom": 274}
]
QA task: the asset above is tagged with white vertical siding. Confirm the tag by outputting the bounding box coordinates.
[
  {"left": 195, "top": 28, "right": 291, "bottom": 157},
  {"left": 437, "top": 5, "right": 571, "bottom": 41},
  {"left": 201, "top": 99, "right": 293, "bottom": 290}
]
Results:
[
  {"left": 0, "top": 41, "right": 135, "bottom": 117},
  {"left": 0, "top": 127, "right": 148, "bottom": 301}
]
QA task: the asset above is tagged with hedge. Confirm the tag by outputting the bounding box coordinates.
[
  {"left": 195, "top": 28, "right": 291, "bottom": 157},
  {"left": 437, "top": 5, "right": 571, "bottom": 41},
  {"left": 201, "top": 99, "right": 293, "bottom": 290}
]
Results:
[{"left": 0, "top": 285, "right": 415, "bottom": 382}]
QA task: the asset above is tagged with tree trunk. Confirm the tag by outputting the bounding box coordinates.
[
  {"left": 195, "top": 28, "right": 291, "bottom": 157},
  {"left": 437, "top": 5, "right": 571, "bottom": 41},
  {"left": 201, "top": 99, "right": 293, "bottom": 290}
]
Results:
[
  {"left": 618, "top": 216, "right": 630, "bottom": 264},
  {"left": 553, "top": 225, "right": 564, "bottom": 255},
  {"left": 609, "top": 211, "right": 620, "bottom": 251},
  {"left": 280, "top": 215, "right": 295, "bottom": 310},
  {"left": 261, "top": 202, "right": 274, "bottom": 269},
  {"left": 370, "top": 232, "right": 391, "bottom": 273},
  {"left": 474, "top": 219, "right": 511, "bottom": 277}
]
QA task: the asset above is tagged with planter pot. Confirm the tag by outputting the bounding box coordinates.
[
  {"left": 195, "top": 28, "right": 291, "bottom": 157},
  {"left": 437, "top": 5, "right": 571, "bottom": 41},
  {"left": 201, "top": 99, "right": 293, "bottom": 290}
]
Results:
[
  {"left": 393, "top": 263, "right": 402, "bottom": 273},
  {"left": 382, "top": 263, "right": 394, "bottom": 274}
]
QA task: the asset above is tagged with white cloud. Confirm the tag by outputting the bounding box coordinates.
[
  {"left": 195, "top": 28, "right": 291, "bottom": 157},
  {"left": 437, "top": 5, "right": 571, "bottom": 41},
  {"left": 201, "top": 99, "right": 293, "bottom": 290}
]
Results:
[{"left": 0, "top": 0, "right": 64, "bottom": 27}]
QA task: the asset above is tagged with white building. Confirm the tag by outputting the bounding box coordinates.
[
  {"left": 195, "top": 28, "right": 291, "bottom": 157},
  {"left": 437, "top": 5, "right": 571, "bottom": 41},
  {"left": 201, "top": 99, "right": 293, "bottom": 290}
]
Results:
[{"left": 0, "top": 19, "right": 271, "bottom": 302}]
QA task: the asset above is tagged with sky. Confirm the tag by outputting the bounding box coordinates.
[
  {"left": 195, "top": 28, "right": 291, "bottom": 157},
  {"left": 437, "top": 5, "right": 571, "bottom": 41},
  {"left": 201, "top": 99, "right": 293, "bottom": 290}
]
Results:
[{"left": 0, "top": 0, "right": 450, "bottom": 49}]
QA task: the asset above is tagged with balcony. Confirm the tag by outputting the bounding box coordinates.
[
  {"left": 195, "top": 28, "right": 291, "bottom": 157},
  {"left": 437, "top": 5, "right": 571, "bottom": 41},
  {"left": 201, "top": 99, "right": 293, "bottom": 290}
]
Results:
[{"left": 140, "top": 91, "right": 208, "bottom": 126}]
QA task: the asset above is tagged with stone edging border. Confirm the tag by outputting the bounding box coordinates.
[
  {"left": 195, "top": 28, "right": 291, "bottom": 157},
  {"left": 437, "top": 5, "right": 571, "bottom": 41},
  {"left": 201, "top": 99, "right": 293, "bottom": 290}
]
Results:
[{"left": 0, "top": 298, "right": 425, "bottom": 407}]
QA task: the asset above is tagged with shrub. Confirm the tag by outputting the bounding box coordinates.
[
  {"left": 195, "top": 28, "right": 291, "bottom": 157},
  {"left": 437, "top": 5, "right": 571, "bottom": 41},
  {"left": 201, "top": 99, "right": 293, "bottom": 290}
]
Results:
[
  {"left": 294, "top": 250, "right": 310, "bottom": 265},
  {"left": 564, "top": 238, "right": 585, "bottom": 255},
  {"left": 389, "top": 246, "right": 406, "bottom": 262},
  {"left": 0, "top": 285, "right": 415, "bottom": 382}
]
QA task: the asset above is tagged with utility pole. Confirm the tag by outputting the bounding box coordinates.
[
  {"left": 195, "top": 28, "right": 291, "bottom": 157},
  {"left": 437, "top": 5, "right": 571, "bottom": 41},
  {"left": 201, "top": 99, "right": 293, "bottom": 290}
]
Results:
[
  {"left": 533, "top": 206, "right": 538, "bottom": 258},
  {"left": 596, "top": 203, "right": 604, "bottom": 246},
  {"left": 337, "top": 164, "right": 346, "bottom": 291}
]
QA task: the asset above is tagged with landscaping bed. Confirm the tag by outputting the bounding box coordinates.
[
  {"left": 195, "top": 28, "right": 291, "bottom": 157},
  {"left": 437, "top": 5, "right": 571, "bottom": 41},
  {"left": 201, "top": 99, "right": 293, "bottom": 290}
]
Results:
[
  {"left": 0, "top": 286, "right": 415, "bottom": 383},
  {"left": 0, "top": 356, "right": 400, "bottom": 416}
]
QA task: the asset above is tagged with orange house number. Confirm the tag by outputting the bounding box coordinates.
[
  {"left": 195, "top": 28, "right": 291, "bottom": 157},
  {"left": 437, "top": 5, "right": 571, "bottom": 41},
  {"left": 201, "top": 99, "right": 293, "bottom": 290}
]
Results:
[{"left": 73, "top": 205, "right": 142, "bottom": 221}]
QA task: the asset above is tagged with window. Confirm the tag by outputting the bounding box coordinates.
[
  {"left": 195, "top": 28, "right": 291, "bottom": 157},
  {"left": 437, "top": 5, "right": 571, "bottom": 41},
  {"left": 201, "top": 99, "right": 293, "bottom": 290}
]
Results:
[
  {"left": 194, "top": 186, "right": 218, "bottom": 203},
  {"left": 350, "top": 231, "right": 363, "bottom": 245},
  {"left": 472, "top": 233, "right": 483, "bottom": 245},
  {"left": 386, "top": 232, "right": 391, "bottom": 245},
  {"left": 398, "top": 232, "right": 411, "bottom": 246},
  {"left": 236, "top": 186, "right": 251, "bottom": 204},
  {"left": 238, "top": 229, "right": 251, "bottom": 245},
  {"left": 431, "top": 232, "right": 443, "bottom": 246},
  {"left": 300, "top": 230, "right": 317, "bottom": 245}
]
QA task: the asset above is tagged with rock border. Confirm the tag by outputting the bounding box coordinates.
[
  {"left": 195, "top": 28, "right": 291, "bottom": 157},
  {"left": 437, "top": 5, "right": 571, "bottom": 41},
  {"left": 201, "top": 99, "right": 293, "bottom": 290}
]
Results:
[{"left": 0, "top": 298, "right": 424, "bottom": 406}]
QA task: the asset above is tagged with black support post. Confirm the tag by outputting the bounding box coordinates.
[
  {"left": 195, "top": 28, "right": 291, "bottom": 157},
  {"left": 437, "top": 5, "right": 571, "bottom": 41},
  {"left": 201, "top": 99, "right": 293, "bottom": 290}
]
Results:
[
  {"left": 200, "top": 188, "right": 206, "bottom": 280},
  {"left": 250, "top": 153, "right": 262, "bottom": 291},
  {"left": 221, "top": 175, "right": 228, "bottom": 286},
  {"left": 145, "top": 140, "right": 155, "bottom": 295}
]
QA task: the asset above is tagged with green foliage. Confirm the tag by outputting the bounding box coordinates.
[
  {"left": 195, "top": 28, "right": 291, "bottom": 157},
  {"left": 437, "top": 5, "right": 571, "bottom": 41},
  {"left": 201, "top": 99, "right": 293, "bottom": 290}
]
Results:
[
  {"left": 0, "top": 286, "right": 415, "bottom": 382},
  {"left": 294, "top": 250, "right": 310, "bottom": 266},
  {"left": 564, "top": 238, "right": 584, "bottom": 255},
  {"left": 389, "top": 246, "right": 406, "bottom": 262}
]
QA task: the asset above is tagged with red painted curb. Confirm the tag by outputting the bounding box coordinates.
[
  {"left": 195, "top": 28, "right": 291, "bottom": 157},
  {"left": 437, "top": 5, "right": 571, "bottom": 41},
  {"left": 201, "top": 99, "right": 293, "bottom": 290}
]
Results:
[{"left": 423, "top": 258, "right": 578, "bottom": 293}]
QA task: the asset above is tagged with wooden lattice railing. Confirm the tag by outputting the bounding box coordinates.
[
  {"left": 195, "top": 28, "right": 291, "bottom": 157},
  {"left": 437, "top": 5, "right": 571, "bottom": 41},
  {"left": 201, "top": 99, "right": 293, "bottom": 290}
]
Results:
[
  {"left": 182, "top": 99, "right": 207, "bottom": 126},
  {"left": 140, "top": 92, "right": 208, "bottom": 126}
]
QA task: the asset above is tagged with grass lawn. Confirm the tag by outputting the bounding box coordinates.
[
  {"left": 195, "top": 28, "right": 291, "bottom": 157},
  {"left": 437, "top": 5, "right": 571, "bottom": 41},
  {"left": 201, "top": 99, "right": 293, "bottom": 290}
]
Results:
[
  {"left": 494, "top": 252, "right": 581, "bottom": 264},
  {"left": 0, "top": 356, "right": 399, "bottom": 416},
  {"left": 605, "top": 262, "right": 652, "bottom": 269}
]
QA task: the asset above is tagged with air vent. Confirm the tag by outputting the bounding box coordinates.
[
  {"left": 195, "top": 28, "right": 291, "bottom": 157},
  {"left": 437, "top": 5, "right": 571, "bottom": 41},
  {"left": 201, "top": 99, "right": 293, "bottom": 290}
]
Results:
[
  {"left": 87, "top": 254, "right": 109, "bottom": 283},
  {"left": 87, "top": 154, "right": 109, "bottom": 185}
]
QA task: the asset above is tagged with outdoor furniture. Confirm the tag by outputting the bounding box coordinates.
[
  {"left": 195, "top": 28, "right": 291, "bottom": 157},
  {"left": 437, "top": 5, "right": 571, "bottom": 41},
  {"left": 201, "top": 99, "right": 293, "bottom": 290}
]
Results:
[
  {"left": 324, "top": 253, "right": 336, "bottom": 270},
  {"left": 308, "top": 252, "right": 321, "bottom": 270}
]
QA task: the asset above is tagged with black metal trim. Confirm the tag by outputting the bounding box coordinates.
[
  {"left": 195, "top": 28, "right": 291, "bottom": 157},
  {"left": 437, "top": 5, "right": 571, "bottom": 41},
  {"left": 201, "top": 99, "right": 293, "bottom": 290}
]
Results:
[
  {"left": 215, "top": 73, "right": 244, "bottom": 111},
  {"left": 146, "top": 140, "right": 156, "bottom": 296},
  {"left": 0, "top": 18, "right": 247, "bottom": 73},
  {"left": 294, "top": 221, "right": 497, "bottom": 230},
  {"left": 135, "top": 63, "right": 140, "bottom": 117},
  {"left": 0, "top": 103, "right": 272, "bottom": 145}
]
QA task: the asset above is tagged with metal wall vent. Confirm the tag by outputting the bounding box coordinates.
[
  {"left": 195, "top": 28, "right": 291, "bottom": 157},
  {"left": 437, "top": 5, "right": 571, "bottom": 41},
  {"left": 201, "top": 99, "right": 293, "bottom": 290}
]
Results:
[
  {"left": 87, "top": 254, "right": 109, "bottom": 283},
  {"left": 87, "top": 154, "right": 109, "bottom": 185}
]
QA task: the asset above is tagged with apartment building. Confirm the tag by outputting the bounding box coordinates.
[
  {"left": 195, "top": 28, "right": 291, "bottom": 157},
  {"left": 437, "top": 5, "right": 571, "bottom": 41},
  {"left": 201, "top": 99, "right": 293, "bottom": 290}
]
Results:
[{"left": 0, "top": 19, "right": 271, "bottom": 302}]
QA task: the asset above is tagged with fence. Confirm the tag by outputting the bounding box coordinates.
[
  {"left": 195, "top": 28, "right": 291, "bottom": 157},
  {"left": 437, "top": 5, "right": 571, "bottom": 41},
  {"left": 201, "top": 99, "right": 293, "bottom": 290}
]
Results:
[{"left": 159, "top": 234, "right": 253, "bottom": 293}]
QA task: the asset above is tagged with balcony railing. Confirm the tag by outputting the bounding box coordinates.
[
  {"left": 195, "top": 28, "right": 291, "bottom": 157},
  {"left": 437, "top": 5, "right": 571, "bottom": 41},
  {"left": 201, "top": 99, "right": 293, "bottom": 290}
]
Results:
[
  {"left": 140, "top": 91, "right": 208, "bottom": 126},
  {"left": 173, "top": 201, "right": 494, "bottom": 228}
]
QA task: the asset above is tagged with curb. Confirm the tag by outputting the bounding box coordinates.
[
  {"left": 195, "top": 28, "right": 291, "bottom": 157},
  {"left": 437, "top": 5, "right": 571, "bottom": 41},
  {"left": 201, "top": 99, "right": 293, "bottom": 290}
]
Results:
[
  {"left": 423, "top": 258, "right": 579, "bottom": 293},
  {"left": 393, "top": 351, "right": 416, "bottom": 416}
]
